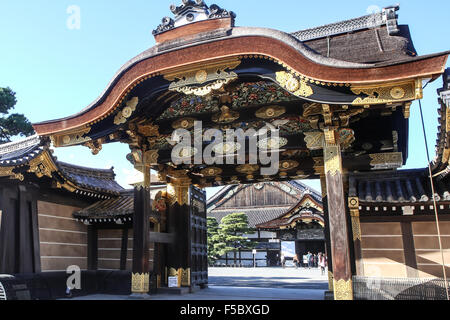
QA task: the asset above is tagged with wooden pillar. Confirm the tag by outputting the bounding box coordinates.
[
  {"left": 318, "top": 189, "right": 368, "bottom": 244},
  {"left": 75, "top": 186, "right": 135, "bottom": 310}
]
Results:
[
  {"left": 320, "top": 175, "right": 334, "bottom": 292},
  {"left": 348, "top": 197, "right": 364, "bottom": 276},
  {"left": 323, "top": 129, "right": 353, "bottom": 300},
  {"left": 166, "top": 171, "right": 191, "bottom": 287},
  {"left": 131, "top": 165, "right": 151, "bottom": 294},
  {"left": 120, "top": 228, "right": 129, "bottom": 271},
  {"left": 87, "top": 226, "right": 98, "bottom": 270}
]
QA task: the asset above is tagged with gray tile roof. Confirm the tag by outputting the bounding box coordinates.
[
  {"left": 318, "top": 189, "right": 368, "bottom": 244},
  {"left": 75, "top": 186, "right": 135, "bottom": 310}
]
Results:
[
  {"left": 74, "top": 190, "right": 134, "bottom": 220},
  {"left": 208, "top": 207, "right": 290, "bottom": 228},
  {"left": 349, "top": 169, "right": 450, "bottom": 203},
  {"left": 0, "top": 135, "right": 45, "bottom": 166}
]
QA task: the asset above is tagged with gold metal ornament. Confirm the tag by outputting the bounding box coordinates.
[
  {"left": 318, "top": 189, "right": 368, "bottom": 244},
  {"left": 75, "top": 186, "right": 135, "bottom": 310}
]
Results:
[
  {"left": 323, "top": 144, "right": 342, "bottom": 177},
  {"left": 172, "top": 118, "right": 196, "bottom": 130},
  {"left": 51, "top": 126, "right": 92, "bottom": 147},
  {"left": 137, "top": 123, "right": 160, "bottom": 137},
  {"left": 333, "top": 279, "right": 353, "bottom": 300},
  {"left": 131, "top": 273, "right": 150, "bottom": 293},
  {"left": 201, "top": 167, "right": 223, "bottom": 177},
  {"left": 114, "top": 97, "right": 139, "bottom": 125},
  {"left": 279, "top": 160, "right": 299, "bottom": 171},
  {"left": 28, "top": 153, "right": 57, "bottom": 178},
  {"left": 258, "top": 137, "right": 288, "bottom": 150},
  {"left": 236, "top": 164, "right": 259, "bottom": 174},
  {"left": 212, "top": 106, "right": 240, "bottom": 124},
  {"left": 351, "top": 82, "right": 415, "bottom": 105},
  {"left": 304, "top": 131, "right": 324, "bottom": 150},
  {"left": 369, "top": 152, "right": 403, "bottom": 170},
  {"left": 255, "top": 105, "right": 286, "bottom": 119},
  {"left": 181, "top": 268, "right": 191, "bottom": 287},
  {"left": 164, "top": 58, "right": 241, "bottom": 96},
  {"left": 276, "top": 71, "right": 313, "bottom": 98}
]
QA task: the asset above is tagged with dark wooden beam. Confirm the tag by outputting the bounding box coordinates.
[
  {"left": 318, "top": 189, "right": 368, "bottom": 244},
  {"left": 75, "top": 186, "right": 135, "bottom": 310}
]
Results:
[{"left": 149, "top": 232, "right": 175, "bottom": 244}]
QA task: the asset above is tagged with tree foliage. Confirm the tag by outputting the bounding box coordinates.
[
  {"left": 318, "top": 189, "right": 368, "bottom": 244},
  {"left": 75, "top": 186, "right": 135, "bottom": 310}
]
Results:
[
  {"left": 207, "top": 217, "right": 220, "bottom": 265},
  {"left": 0, "top": 87, "right": 34, "bottom": 143},
  {"left": 207, "top": 212, "right": 257, "bottom": 266}
]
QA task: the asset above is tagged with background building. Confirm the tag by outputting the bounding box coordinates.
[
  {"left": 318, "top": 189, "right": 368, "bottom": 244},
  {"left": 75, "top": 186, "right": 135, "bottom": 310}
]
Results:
[{"left": 207, "top": 181, "right": 324, "bottom": 266}]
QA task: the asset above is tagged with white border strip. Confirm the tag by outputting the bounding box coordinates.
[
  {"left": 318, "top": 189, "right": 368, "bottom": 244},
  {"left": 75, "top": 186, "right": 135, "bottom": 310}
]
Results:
[{"left": 39, "top": 228, "right": 87, "bottom": 234}]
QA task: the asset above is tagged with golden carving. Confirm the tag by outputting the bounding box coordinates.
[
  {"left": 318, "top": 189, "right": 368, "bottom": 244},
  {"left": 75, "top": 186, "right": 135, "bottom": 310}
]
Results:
[
  {"left": 212, "top": 106, "right": 239, "bottom": 124},
  {"left": 131, "top": 272, "right": 149, "bottom": 293},
  {"left": 351, "top": 215, "right": 362, "bottom": 241},
  {"left": 258, "top": 137, "right": 288, "bottom": 150},
  {"left": 28, "top": 153, "right": 57, "bottom": 178},
  {"left": 390, "top": 86, "right": 406, "bottom": 99},
  {"left": 369, "top": 152, "right": 403, "bottom": 170},
  {"left": 351, "top": 81, "right": 415, "bottom": 105},
  {"left": 348, "top": 197, "right": 361, "bottom": 241},
  {"left": 323, "top": 129, "right": 337, "bottom": 145},
  {"left": 164, "top": 58, "right": 241, "bottom": 96},
  {"left": 201, "top": 167, "right": 223, "bottom": 177},
  {"left": 84, "top": 139, "right": 103, "bottom": 155},
  {"left": 51, "top": 126, "right": 91, "bottom": 147},
  {"left": 0, "top": 167, "right": 24, "bottom": 181},
  {"left": 114, "top": 97, "right": 138, "bottom": 125},
  {"left": 328, "top": 271, "right": 334, "bottom": 291},
  {"left": 333, "top": 279, "right": 353, "bottom": 300},
  {"left": 213, "top": 142, "right": 240, "bottom": 155},
  {"left": 166, "top": 169, "right": 191, "bottom": 206},
  {"left": 403, "top": 102, "right": 412, "bottom": 119},
  {"left": 304, "top": 131, "right": 324, "bottom": 150},
  {"left": 276, "top": 71, "right": 313, "bottom": 97},
  {"left": 172, "top": 118, "right": 196, "bottom": 130},
  {"left": 143, "top": 150, "right": 159, "bottom": 165},
  {"left": 236, "top": 164, "right": 259, "bottom": 174},
  {"left": 279, "top": 160, "right": 299, "bottom": 171},
  {"left": 138, "top": 123, "right": 160, "bottom": 137},
  {"left": 324, "top": 144, "right": 342, "bottom": 177},
  {"left": 348, "top": 197, "right": 359, "bottom": 210},
  {"left": 181, "top": 268, "right": 191, "bottom": 287},
  {"left": 255, "top": 106, "right": 286, "bottom": 119}
]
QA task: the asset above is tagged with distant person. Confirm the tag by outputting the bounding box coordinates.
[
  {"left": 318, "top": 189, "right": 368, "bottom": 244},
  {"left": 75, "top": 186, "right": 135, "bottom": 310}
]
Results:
[
  {"left": 303, "top": 254, "right": 308, "bottom": 268},
  {"left": 281, "top": 254, "right": 286, "bottom": 269},
  {"left": 313, "top": 254, "right": 318, "bottom": 268},
  {"left": 318, "top": 252, "right": 327, "bottom": 275},
  {"left": 307, "top": 251, "right": 312, "bottom": 269},
  {"left": 293, "top": 254, "right": 299, "bottom": 269}
]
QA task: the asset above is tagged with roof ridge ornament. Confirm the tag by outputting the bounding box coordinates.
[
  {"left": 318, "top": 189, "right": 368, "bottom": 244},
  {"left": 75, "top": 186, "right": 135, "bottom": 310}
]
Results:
[{"left": 153, "top": 0, "right": 236, "bottom": 36}]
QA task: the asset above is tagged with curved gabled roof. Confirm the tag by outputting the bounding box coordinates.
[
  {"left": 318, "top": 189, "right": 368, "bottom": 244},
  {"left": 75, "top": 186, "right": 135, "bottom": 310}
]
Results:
[
  {"left": 0, "top": 136, "right": 123, "bottom": 197},
  {"left": 32, "top": 4, "right": 448, "bottom": 137}
]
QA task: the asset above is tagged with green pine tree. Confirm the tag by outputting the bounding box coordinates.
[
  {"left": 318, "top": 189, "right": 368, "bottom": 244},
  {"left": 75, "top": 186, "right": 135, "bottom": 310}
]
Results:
[
  {"left": 214, "top": 212, "right": 257, "bottom": 266},
  {"left": 0, "top": 87, "right": 34, "bottom": 143},
  {"left": 207, "top": 217, "right": 221, "bottom": 265}
]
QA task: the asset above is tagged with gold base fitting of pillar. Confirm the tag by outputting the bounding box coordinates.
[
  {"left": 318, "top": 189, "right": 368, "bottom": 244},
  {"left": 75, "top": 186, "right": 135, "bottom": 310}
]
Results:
[
  {"left": 328, "top": 271, "right": 334, "bottom": 291},
  {"left": 168, "top": 267, "right": 191, "bottom": 287},
  {"left": 333, "top": 279, "right": 353, "bottom": 300},
  {"left": 131, "top": 273, "right": 150, "bottom": 293}
]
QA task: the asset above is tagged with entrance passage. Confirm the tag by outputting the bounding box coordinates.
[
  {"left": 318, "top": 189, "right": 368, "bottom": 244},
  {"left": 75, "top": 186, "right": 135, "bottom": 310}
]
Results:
[{"left": 207, "top": 267, "right": 328, "bottom": 290}]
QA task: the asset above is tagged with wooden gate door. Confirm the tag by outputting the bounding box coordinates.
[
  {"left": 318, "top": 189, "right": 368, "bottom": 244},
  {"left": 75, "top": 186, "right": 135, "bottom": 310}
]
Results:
[{"left": 189, "top": 186, "right": 208, "bottom": 288}]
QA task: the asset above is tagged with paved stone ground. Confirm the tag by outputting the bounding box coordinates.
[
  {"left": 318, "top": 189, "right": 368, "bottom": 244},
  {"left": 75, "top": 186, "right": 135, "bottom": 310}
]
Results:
[
  {"left": 208, "top": 267, "right": 328, "bottom": 290},
  {"left": 64, "top": 267, "right": 328, "bottom": 300}
]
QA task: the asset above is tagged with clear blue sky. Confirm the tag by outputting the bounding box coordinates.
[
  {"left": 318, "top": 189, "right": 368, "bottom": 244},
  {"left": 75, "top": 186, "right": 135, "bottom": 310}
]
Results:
[{"left": 0, "top": 0, "right": 449, "bottom": 199}]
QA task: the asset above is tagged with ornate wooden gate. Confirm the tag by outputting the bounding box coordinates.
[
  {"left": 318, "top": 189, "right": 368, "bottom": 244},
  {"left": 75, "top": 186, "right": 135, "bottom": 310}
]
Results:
[{"left": 189, "top": 186, "right": 208, "bottom": 287}]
